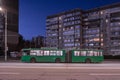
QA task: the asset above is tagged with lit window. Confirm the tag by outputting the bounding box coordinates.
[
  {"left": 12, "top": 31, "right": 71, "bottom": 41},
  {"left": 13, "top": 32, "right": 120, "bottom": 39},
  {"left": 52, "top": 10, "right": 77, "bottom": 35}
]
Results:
[
  {"left": 101, "top": 43, "right": 104, "bottom": 46},
  {"left": 94, "top": 51, "right": 98, "bottom": 56},
  {"left": 44, "top": 51, "right": 49, "bottom": 56},
  {"left": 89, "top": 39, "right": 93, "bottom": 42},
  {"left": 59, "top": 25, "right": 62, "bottom": 28},
  {"left": 50, "top": 51, "right": 56, "bottom": 56},
  {"left": 59, "top": 37, "right": 61, "bottom": 39},
  {"left": 89, "top": 43, "right": 94, "bottom": 46},
  {"left": 30, "top": 52, "right": 36, "bottom": 55},
  {"left": 100, "top": 11, "right": 103, "bottom": 14},
  {"left": 106, "top": 19, "right": 108, "bottom": 23},
  {"left": 101, "top": 38, "right": 103, "bottom": 41},
  {"left": 71, "top": 27, "right": 73, "bottom": 29},
  {"left": 76, "top": 39, "right": 79, "bottom": 42},
  {"left": 37, "top": 50, "right": 43, "bottom": 56},
  {"left": 74, "top": 51, "right": 80, "bottom": 56},
  {"left": 94, "top": 38, "right": 100, "bottom": 41},
  {"left": 87, "top": 51, "right": 93, "bottom": 56},
  {"left": 59, "top": 17, "right": 62, "bottom": 20},
  {"left": 81, "top": 51, "right": 86, "bottom": 56},
  {"left": 56, "top": 51, "right": 63, "bottom": 56},
  {"left": 100, "top": 52, "right": 103, "bottom": 56}
]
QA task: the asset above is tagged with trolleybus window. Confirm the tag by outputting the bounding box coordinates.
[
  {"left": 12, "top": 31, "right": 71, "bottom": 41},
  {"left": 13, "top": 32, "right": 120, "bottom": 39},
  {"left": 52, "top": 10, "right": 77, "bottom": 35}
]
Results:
[
  {"left": 38, "top": 50, "right": 44, "bottom": 56},
  {"left": 93, "top": 51, "right": 100, "bottom": 56},
  {"left": 44, "top": 51, "right": 49, "bottom": 56},
  {"left": 81, "top": 51, "right": 86, "bottom": 56},
  {"left": 100, "top": 51, "right": 103, "bottom": 56},
  {"left": 50, "top": 50, "right": 56, "bottom": 56},
  {"left": 22, "top": 50, "right": 30, "bottom": 55},
  {"left": 30, "top": 52, "right": 37, "bottom": 55},
  {"left": 87, "top": 51, "right": 94, "bottom": 56},
  {"left": 74, "top": 51, "right": 80, "bottom": 56},
  {"left": 56, "top": 51, "right": 63, "bottom": 56}
]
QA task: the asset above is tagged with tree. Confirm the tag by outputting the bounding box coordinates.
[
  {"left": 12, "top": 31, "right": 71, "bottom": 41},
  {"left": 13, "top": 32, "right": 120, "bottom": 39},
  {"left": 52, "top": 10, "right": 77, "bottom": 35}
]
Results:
[{"left": 16, "top": 34, "right": 25, "bottom": 51}]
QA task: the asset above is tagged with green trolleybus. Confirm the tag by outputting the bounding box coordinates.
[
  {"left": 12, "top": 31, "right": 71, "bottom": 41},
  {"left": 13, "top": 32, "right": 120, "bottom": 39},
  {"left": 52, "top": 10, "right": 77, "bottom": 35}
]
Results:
[
  {"left": 68, "top": 49, "right": 104, "bottom": 63},
  {"left": 21, "top": 48, "right": 104, "bottom": 63},
  {"left": 21, "top": 48, "right": 66, "bottom": 63}
]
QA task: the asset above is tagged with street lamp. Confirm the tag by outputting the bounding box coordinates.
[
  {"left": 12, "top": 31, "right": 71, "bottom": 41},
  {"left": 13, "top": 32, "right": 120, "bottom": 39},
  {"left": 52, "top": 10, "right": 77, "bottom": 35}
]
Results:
[{"left": 0, "top": 7, "right": 8, "bottom": 61}]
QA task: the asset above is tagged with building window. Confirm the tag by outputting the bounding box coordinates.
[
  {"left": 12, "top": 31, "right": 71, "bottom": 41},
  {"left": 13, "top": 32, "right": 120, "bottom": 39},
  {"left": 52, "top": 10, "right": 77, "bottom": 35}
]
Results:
[
  {"left": 71, "top": 27, "right": 73, "bottom": 29},
  {"left": 59, "top": 17, "right": 62, "bottom": 20},
  {"left": 106, "top": 19, "right": 108, "bottom": 23},
  {"left": 59, "top": 37, "right": 61, "bottom": 39},
  {"left": 66, "top": 13, "right": 72, "bottom": 17},
  {"left": 100, "top": 11, "right": 103, "bottom": 14},
  {"left": 101, "top": 38, "right": 103, "bottom": 42},
  {"left": 94, "top": 38, "right": 100, "bottom": 41},
  {"left": 63, "top": 28, "right": 65, "bottom": 31},
  {"left": 0, "top": 30, "right": 3, "bottom": 32},
  {"left": 101, "top": 43, "right": 104, "bottom": 46},
  {"left": 89, "top": 43, "right": 94, "bottom": 46},
  {"left": 59, "top": 25, "right": 62, "bottom": 28},
  {"left": 0, "top": 25, "right": 3, "bottom": 28}
]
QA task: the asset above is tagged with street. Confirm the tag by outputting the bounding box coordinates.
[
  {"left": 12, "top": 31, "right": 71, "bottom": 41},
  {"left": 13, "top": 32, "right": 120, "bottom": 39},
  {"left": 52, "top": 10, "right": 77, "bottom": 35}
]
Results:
[{"left": 0, "top": 63, "right": 120, "bottom": 80}]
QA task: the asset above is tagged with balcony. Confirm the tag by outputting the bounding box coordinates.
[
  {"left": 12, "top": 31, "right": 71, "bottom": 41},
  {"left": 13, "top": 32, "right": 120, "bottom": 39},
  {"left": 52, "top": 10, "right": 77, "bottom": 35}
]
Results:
[
  {"left": 110, "top": 7, "right": 120, "bottom": 13},
  {"left": 111, "top": 12, "right": 120, "bottom": 18}
]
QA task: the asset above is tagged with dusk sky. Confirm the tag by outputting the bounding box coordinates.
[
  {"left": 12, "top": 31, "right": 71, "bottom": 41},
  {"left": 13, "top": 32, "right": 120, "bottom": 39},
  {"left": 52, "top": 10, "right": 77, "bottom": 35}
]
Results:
[{"left": 19, "top": 0, "right": 120, "bottom": 40}]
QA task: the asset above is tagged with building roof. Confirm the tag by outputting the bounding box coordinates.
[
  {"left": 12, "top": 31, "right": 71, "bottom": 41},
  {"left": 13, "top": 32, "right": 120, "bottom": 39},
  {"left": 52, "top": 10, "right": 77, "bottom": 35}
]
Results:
[
  {"left": 47, "top": 8, "right": 82, "bottom": 19},
  {"left": 84, "top": 2, "right": 120, "bottom": 13}
]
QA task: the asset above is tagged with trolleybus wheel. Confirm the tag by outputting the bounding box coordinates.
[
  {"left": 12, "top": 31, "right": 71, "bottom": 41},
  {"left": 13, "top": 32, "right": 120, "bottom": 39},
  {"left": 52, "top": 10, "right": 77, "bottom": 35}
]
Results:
[
  {"left": 55, "top": 58, "right": 61, "bottom": 63},
  {"left": 30, "top": 58, "right": 36, "bottom": 63},
  {"left": 85, "top": 58, "right": 91, "bottom": 63}
]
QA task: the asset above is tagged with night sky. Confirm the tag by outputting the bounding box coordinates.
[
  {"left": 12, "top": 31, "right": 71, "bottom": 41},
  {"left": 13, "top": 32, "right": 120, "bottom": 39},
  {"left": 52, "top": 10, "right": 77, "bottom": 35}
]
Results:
[{"left": 19, "top": 0, "right": 120, "bottom": 40}]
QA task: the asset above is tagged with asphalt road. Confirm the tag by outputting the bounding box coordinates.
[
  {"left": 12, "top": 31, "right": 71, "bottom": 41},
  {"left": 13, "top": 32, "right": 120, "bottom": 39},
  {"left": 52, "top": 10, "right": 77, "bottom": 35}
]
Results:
[{"left": 0, "top": 63, "right": 120, "bottom": 80}]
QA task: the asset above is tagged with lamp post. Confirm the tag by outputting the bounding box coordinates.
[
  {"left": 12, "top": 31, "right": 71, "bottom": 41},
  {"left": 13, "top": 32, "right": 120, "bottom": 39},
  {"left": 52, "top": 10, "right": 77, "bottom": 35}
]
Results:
[{"left": 0, "top": 7, "right": 8, "bottom": 61}]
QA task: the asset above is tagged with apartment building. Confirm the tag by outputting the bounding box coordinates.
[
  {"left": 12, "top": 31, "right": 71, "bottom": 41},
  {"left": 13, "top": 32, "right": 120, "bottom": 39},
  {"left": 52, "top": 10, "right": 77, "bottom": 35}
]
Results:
[
  {"left": 46, "top": 3, "right": 120, "bottom": 55},
  {"left": 46, "top": 9, "right": 82, "bottom": 51},
  {"left": 83, "top": 3, "right": 120, "bottom": 55},
  {"left": 0, "top": 0, "right": 19, "bottom": 53},
  {"left": 32, "top": 36, "right": 45, "bottom": 48}
]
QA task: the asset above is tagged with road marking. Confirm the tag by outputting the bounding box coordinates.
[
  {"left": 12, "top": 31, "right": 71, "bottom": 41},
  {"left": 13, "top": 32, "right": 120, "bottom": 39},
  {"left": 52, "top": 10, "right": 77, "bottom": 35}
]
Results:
[
  {"left": 0, "top": 72, "right": 20, "bottom": 75},
  {"left": 90, "top": 73, "right": 120, "bottom": 76},
  {"left": 1, "top": 66, "right": 120, "bottom": 69}
]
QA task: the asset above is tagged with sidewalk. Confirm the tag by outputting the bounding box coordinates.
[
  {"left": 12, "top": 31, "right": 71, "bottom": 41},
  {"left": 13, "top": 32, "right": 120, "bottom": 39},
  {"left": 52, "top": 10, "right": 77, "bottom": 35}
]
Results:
[
  {"left": 103, "top": 59, "right": 120, "bottom": 63},
  {"left": 0, "top": 57, "right": 21, "bottom": 63}
]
